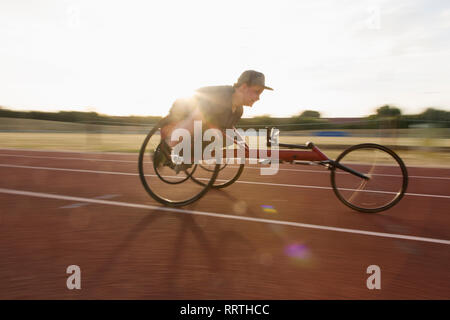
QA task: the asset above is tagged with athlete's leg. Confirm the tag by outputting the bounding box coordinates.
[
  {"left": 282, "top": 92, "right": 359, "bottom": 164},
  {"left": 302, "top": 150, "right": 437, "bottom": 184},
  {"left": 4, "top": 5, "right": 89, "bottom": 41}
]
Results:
[{"left": 155, "top": 109, "right": 204, "bottom": 171}]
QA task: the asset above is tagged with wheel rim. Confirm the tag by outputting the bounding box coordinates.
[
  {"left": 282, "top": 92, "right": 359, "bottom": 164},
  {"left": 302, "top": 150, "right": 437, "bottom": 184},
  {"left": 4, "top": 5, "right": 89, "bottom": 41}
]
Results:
[
  {"left": 191, "top": 162, "right": 244, "bottom": 188},
  {"left": 138, "top": 125, "right": 220, "bottom": 206},
  {"left": 331, "top": 143, "right": 408, "bottom": 213},
  {"left": 153, "top": 143, "right": 199, "bottom": 185},
  {"left": 191, "top": 136, "right": 246, "bottom": 188}
]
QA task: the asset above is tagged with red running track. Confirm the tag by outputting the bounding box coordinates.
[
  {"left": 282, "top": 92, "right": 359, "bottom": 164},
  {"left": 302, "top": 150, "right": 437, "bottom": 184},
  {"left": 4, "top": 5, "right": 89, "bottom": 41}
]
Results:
[{"left": 0, "top": 149, "right": 449, "bottom": 299}]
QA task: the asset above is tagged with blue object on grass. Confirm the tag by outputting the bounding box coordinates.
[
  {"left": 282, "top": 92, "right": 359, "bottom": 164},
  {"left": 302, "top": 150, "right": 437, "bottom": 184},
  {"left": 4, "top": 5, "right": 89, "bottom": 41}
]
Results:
[{"left": 314, "top": 131, "right": 350, "bottom": 137}]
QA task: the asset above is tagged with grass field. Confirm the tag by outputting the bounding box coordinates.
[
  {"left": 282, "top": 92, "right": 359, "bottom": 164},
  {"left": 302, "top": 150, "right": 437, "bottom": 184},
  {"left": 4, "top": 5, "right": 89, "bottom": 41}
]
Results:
[
  {"left": 1, "top": 132, "right": 449, "bottom": 167},
  {"left": 2, "top": 116, "right": 449, "bottom": 136},
  {"left": 0, "top": 117, "right": 149, "bottom": 134}
]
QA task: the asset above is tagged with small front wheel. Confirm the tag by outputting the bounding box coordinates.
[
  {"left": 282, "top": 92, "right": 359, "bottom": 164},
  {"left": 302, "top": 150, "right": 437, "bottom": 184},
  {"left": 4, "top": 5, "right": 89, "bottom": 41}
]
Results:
[{"left": 330, "top": 143, "right": 408, "bottom": 213}]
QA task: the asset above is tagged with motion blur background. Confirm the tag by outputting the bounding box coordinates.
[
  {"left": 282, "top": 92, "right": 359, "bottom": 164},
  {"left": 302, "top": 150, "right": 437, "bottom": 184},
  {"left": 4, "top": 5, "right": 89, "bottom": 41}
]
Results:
[
  {"left": 0, "top": 0, "right": 449, "bottom": 164},
  {"left": 1, "top": 1, "right": 449, "bottom": 300}
]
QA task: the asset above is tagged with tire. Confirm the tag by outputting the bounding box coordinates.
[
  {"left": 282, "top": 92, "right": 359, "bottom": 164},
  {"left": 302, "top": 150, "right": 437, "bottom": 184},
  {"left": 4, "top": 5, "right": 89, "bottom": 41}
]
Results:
[
  {"left": 191, "top": 162, "right": 245, "bottom": 189},
  {"left": 330, "top": 143, "right": 408, "bottom": 213},
  {"left": 153, "top": 142, "right": 198, "bottom": 185},
  {"left": 138, "top": 121, "right": 220, "bottom": 206}
]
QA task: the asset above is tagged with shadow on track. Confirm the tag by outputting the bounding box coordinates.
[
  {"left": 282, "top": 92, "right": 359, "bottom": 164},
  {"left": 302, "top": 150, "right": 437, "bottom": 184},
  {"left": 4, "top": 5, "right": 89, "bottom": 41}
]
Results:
[
  {"left": 163, "top": 206, "right": 259, "bottom": 298},
  {"left": 90, "top": 203, "right": 259, "bottom": 298},
  {"left": 91, "top": 212, "right": 164, "bottom": 287}
]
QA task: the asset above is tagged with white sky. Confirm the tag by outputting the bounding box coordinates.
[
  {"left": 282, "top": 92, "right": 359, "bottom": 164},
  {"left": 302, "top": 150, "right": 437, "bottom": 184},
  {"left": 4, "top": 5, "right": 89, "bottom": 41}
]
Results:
[{"left": 1, "top": 0, "right": 449, "bottom": 118}]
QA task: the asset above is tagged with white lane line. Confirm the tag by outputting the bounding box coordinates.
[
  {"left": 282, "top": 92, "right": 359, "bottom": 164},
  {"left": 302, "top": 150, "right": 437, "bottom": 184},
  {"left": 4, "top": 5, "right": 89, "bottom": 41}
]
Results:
[
  {"left": 1, "top": 163, "right": 449, "bottom": 199},
  {"left": 0, "top": 152, "right": 448, "bottom": 180},
  {"left": 60, "top": 194, "right": 120, "bottom": 209},
  {"left": 60, "top": 203, "right": 86, "bottom": 209},
  {"left": 0, "top": 153, "right": 136, "bottom": 163},
  {"left": 237, "top": 166, "right": 450, "bottom": 180},
  {"left": 0, "top": 187, "right": 449, "bottom": 245},
  {"left": 2, "top": 147, "right": 450, "bottom": 169},
  {"left": 0, "top": 163, "right": 136, "bottom": 176},
  {"left": 236, "top": 180, "right": 450, "bottom": 199},
  {"left": 0, "top": 148, "right": 136, "bottom": 156}
]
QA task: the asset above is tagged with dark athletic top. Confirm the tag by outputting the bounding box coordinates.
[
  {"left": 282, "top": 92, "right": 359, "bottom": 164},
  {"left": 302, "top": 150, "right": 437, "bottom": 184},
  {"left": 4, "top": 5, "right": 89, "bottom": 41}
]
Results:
[{"left": 168, "top": 85, "right": 243, "bottom": 130}]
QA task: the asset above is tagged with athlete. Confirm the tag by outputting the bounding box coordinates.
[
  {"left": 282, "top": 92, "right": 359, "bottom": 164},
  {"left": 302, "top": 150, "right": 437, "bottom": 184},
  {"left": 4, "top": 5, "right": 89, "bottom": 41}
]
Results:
[{"left": 154, "top": 70, "right": 273, "bottom": 170}]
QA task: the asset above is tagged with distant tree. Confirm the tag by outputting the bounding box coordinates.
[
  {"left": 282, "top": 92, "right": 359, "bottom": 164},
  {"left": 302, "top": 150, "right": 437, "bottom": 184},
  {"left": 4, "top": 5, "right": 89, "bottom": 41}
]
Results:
[
  {"left": 375, "top": 105, "right": 402, "bottom": 117},
  {"left": 297, "top": 110, "right": 321, "bottom": 118},
  {"left": 254, "top": 114, "right": 272, "bottom": 119},
  {"left": 421, "top": 108, "right": 450, "bottom": 122}
]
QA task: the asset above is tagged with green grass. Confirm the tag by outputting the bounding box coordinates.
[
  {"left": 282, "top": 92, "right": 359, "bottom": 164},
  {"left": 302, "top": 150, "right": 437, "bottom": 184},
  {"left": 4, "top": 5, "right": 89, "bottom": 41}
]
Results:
[
  {"left": 0, "top": 132, "right": 449, "bottom": 167},
  {"left": 0, "top": 117, "right": 149, "bottom": 134},
  {"left": 0, "top": 133, "right": 146, "bottom": 152}
]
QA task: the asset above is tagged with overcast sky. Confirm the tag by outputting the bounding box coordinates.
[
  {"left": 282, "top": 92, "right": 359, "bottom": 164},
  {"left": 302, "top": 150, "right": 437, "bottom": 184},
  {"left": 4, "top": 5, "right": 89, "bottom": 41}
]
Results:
[{"left": 1, "top": 0, "right": 449, "bottom": 118}]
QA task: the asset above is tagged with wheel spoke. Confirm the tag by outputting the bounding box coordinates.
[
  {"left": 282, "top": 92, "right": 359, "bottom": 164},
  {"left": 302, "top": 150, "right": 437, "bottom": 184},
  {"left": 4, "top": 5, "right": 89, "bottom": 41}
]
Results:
[
  {"left": 331, "top": 144, "right": 408, "bottom": 213},
  {"left": 138, "top": 124, "right": 220, "bottom": 206}
]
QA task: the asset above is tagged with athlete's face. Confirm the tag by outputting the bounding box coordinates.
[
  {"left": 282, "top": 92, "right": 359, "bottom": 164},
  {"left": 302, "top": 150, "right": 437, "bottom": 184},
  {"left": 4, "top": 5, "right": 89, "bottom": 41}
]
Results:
[{"left": 242, "top": 84, "right": 264, "bottom": 107}]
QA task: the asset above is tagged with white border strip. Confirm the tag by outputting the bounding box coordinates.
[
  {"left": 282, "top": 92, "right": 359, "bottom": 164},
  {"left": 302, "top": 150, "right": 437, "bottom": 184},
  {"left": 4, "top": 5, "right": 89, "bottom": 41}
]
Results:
[{"left": 0, "top": 187, "right": 449, "bottom": 245}]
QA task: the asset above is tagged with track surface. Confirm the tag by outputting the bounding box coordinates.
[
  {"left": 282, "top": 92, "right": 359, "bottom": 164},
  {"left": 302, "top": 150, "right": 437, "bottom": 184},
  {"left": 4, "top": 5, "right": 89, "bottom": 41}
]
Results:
[{"left": 0, "top": 148, "right": 449, "bottom": 299}]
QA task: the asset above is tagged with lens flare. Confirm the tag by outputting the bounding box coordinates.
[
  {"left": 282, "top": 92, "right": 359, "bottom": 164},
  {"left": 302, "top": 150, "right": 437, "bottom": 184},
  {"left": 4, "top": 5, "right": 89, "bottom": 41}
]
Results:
[
  {"left": 233, "top": 200, "right": 247, "bottom": 215},
  {"left": 261, "top": 205, "right": 277, "bottom": 213},
  {"left": 285, "top": 243, "right": 311, "bottom": 260}
]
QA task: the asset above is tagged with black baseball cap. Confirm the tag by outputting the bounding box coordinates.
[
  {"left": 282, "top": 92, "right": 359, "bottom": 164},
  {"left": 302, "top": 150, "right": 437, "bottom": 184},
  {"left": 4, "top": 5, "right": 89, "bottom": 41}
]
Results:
[{"left": 235, "top": 70, "right": 273, "bottom": 91}]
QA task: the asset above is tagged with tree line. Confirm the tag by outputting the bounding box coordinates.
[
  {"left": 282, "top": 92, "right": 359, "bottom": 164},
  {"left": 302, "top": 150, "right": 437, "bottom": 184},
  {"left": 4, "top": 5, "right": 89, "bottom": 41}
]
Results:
[
  {"left": 0, "top": 108, "right": 162, "bottom": 126},
  {"left": 0, "top": 105, "right": 448, "bottom": 130},
  {"left": 238, "top": 106, "right": 450, "bottom": 130}
]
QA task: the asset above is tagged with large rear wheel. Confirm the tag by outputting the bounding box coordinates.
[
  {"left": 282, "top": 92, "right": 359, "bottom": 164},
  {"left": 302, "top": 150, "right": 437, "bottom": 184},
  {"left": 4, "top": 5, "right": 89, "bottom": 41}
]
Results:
[
  {"left": 190, "top": 135, "right": 245, "bottom": 189},
  {"left": 138, "top": 121, "right": 220, "bottom": 206},
  {"left": 330, "top": 143, "right": 408, "bottom": 213},
  {"left": 191, "top": 162, "right": 245, "bottom": 189}
]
